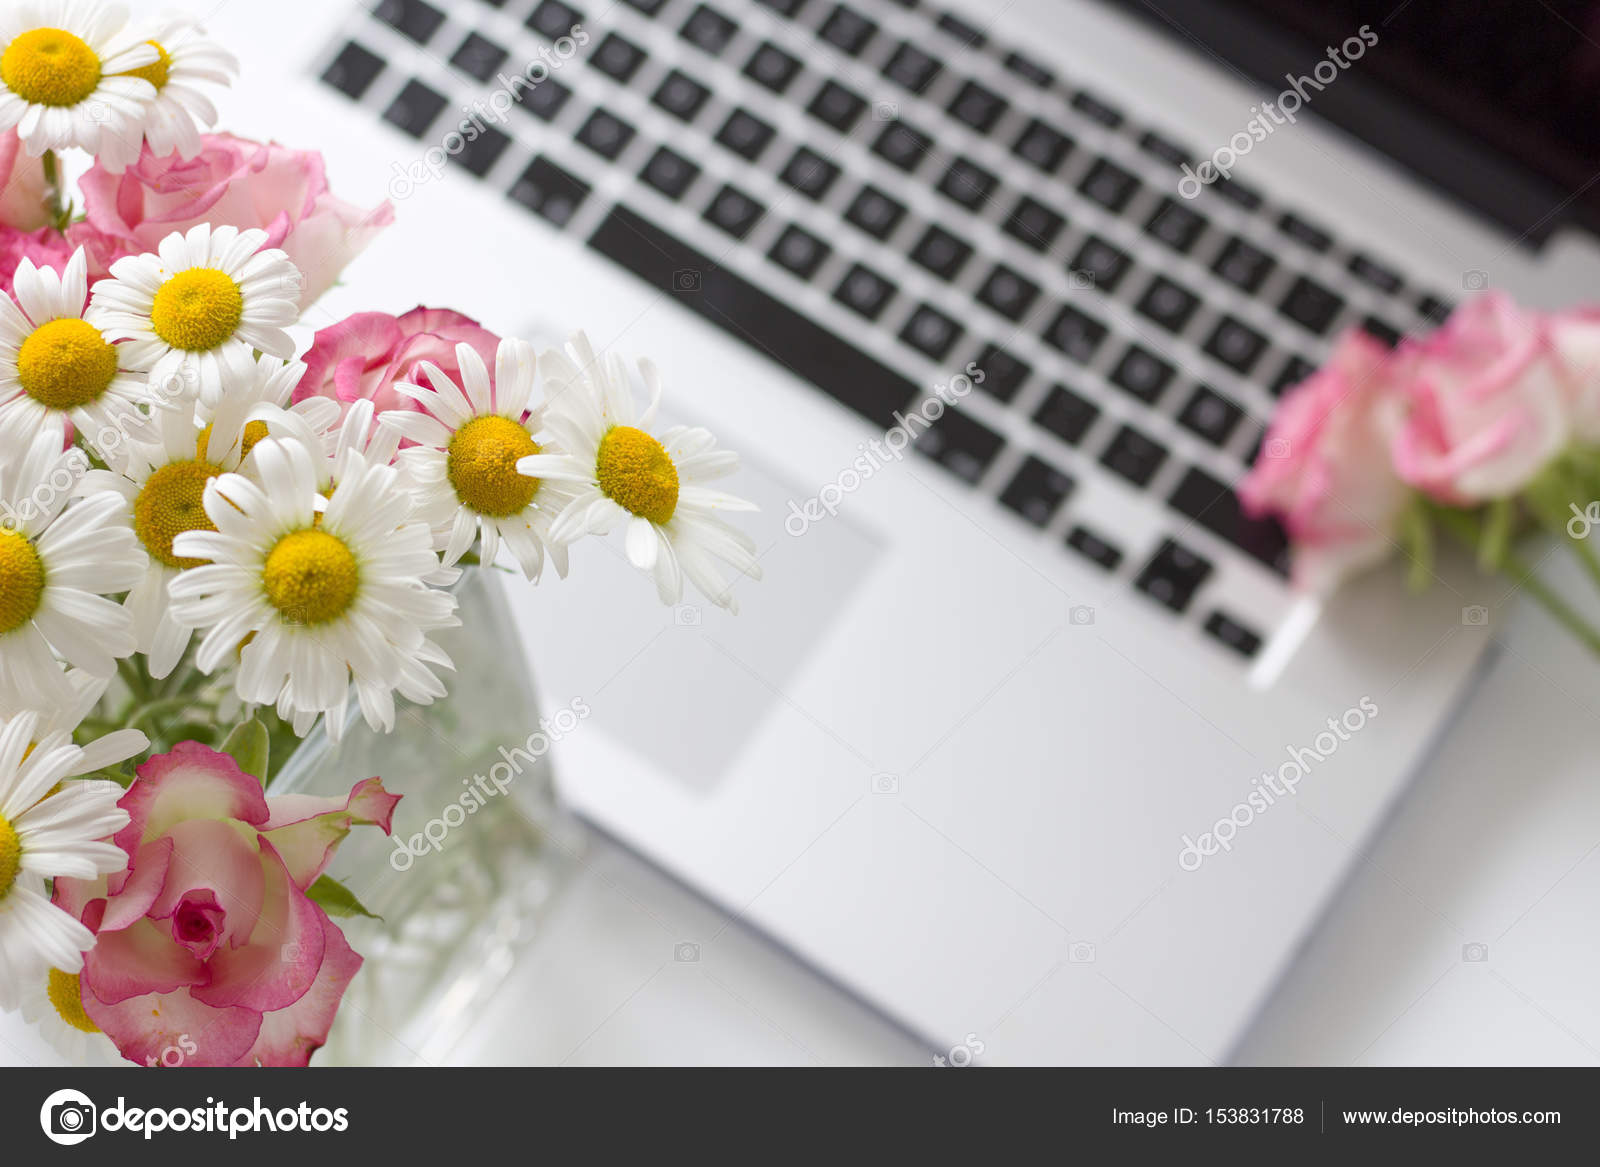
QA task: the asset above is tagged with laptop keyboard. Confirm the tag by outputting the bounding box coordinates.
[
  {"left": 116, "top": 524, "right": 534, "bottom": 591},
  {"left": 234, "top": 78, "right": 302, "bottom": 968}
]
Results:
[{"left": 319, "top": 0, "right": 1456, "bottom": 662}]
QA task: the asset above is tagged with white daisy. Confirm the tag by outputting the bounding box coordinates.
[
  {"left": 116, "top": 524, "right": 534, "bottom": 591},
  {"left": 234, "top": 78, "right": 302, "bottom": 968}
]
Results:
[
  {"left": 95, "top": 14, "right": 237, "bottom": 172},
  {"left": 0, "top": 248, "right": 153, "bottom": 456},
  {"left": 167, "top": 436, "right": 460, "bottom": 741},
  {"left": 0, "top": 710, "right": 135, "bottom": 1010},
  {"left": 519, "top": 332, "right": 761, "bottom": 611},
  {"left": 0, "top": 0, "right": 158, "bottom": 158},
  {"left": 18, "top": 960, "right": 120, "bottom": 1063},
  {"left": 0, "top": 426, "right": 142, "bottom": 707},
  {"left": 377, "top": 338, "right": 573, "bottom": 582},
  {"left": 79, "top": 358, "right": 307, "bottom": 680},
  {"left": 88, "top": 223, "right": 301, "bottom": 407}
]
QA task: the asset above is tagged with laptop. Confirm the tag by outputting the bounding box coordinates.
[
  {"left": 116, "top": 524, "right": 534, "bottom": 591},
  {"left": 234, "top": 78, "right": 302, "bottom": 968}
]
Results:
[{"left": 209, "top": 0, "right": 1595, "bottom": 1062}]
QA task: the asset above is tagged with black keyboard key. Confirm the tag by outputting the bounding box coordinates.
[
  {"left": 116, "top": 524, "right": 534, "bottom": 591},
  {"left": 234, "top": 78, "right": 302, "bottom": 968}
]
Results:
[
  {"left": 976, "top": 264, "right": 1040, "bottom": 321},
  {"left": 1214, "top": 179, "right": 1262, "bottom": 212},
  {"left": 1279, "top": 275, "right": 1344, "bottom": 334},
  {"left": 1270, "top": 354, "right": 1317, "bottom": 398},
  {"left": 935, "top": 12, "right": 985, "bottom": 48},
  {"left": 845, "top": 185, "right": 906, "bottom": 240},
  {"left": 1348, "top": 253, "right": 1403, "bottom": 295},
  {"left": 450, "top": 32, "right": 509, "bottom": 82},
  {"left": 1166, "top": 465, "right": 1289, "bottom": 573},
  {"left": 754, "top": 0, "right": 807, "bottom": 13},
  {"left": 1003, "top": 195, "right": 1064, "bottom": 252},
  {"left": 899, "top": 303, "right": 963, "bottom": 360},
  {"left": 833, "top": 263, "right": 897, "bottom": 320},
  {"left": 1042, "top": 304, "right": 1107, "bottom": 363},
  {"left": 1136, "top": 276, "right": 1200, "bottom": 333},
  {"left": 451, "top": 126, "right": 510, "bottom": 176},
  {"left": 1203, "top": 316, "right": 1268, "bottom": 374},
  {"left": 715, "top": 108, "right": 776, "bottom": 159},
  {"left": 652, "top": 70, "right": 712, "bottom": 121},
  {"left": 508, "top": 156, "right": 590, "bottom": 227},
  {"left": 1003, "top": 51, "right": 1054, "bottom": 88},
  {"left": 1145, "top": 198, "right": 1208, "bottom": 254},
  {"left": 1011, "top": 118, "right": 1072, "bottom": 174},
  {"left": 1071, "top": 90, "right": 1122, "bottom": 128},
  {"left": 1363, "top": 316, "right": 1404, "bottom": 348},
  {"left": 639, "top": 146, "right": 701, "bottom": 200},
  {"left": 1211, "top": 235, "right": 1275, "bottom": 293},
  {"left": 1205, "top": 611, "right": 1262, "bottom": 658},
  {"left": 1278, "top": 211, "right": 1332, "bottom": 253},
  {"left": 622, "top": 0, "right": 669, "bottom": 11},
  {"left": 909, "top": 225, "right": 972, "bottom": 281},
  {"left": 527, "top": 0, "right": 584, "bottom": 41},
  {"left": 806, "top": 80, "right": 867, "bottom": 132},
  {"left": 1078, "top": 157, "right": 1140, "bottom": 213},
  {"left": 947, "top": 79, "right": 1008, "bottom": 132},
  {"left": 1417, "top": 294, "right": 1453, "bottom": 324},
  {"left": 590, "top": 206, "right": 916, "bottom": 426},
  {"left": 1136, "top": 539, "right": 1212, "bottom": 612},
  {"left": 744, "top": 41, "right": 802, "bottom": 93},
  {"left": 1137, "top": 131, "right": 1191, "bottom": 167},
  {"left": 819, "top": 4, "right": 878, "bottom": 55},
  {"left": 1033, "top": 384, "right": 1098, "bottom": 446},
  {"left": 1177, "top": 386, "right": 1243, "bottom": 447},
  {"left": 779, "top": 146, "right": 841, "bottom": 200},
  {"left": 1070, "top": 235, "right": 1132, "bottom": 293},
  {"left": 375, "top": 0, "right": 445, "bottom": 44},
  {"left": 592, "top": 32, "right": 648, "bottom": 82},
  {"left": 522, "top": 77, "right": 573, "bottom": 121},
  {"left": 1000, "top": 456, "right": 1074, "bottom": 527},
  {"left": 679, "top": 4, "right": 739, "bottom": 54},
  {"left": 575, "top": 107, "right": 636, "bottom": 159},
  {"left": 1109, "top": 345, "right": 1175, "bottom": 404},
  {"left": 382, "top": 79, "right": 447, "bottom": 138},
  {"left": 768, "top": 223, "right": 831, "bottom": 278},
  {"left": 703, "top": 184, "right": 765, "bottom": 239},
  {"left": 916, "top": 410, "right": 1003, "bottom": 483},
  {"left": 882, "top": 41, "right": 941, "bottom": 93},
  {"left": 871, "top": 120, "right": 933, "bottom": 172},
  {"left": 1102, "top": 424, "right": 1169, "bottom": 488},
  {"left": 936, "top": 155, "right": 998, "bottom": 210},
  {"left": 1067, "top": 525, "right": 1122, "bottom": 570},
  {"left": 321, "top": 41, "right": 383, "bottom": 99},
  {"left": 970, "top": 343, "right": 1032, "bottom": 403}
]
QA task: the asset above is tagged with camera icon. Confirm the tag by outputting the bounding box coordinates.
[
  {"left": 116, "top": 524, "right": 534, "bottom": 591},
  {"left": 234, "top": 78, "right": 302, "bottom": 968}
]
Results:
[
  {"left": 1068, "top": 941, "right": 1096, "bottom": 963},
  {"left": 871, "top": 772, "right": 899, "bottom": 794},
  {"left": 85, "top": 100, "right": 110, "bottom": 124},
  {"left": 674, "top": 941, "right": 701, "bottom": 963},
  {"left": 1068, "top": 605, "right": 1095, "bottom": 626},
  {"left": 1263, "top": 437, "right": 1292, "bottom": 460},
  {"left": 1462, "top": 942, "right": 1489, "bottom": 962},
  {"left": 674, "top": 604, "right": 701, "bottom": 627},
  {"left": 281, "top": 941, "right": 303, "bottom": 964},
  {"left": 1462, "top": 270, "right": 1490, "bottom": 292},
  {"left": 872, "top": 100, "right": 899, "bottom": 121},
  {"left": 41, "top": 1089, "right": 97, "bottom": 1145},
  {"left": 672, "top": 268, "right": 702, "bottom": 293},
  {"left": 1066, "top": 269, "right": 1096, "bottom": 292},
  {"left": 1461, "top": 605, "right": 1489, "bottom": 627}
]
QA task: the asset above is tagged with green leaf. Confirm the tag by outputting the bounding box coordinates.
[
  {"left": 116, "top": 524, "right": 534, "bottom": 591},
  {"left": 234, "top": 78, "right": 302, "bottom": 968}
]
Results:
[
  {"left": 1478, "top": 497, "right": 1514, "bottom": 572},
  {"left": 305, "top": 875, "right": 381, "bottom": 920},
  {"left": 219, "top": 718, "right": 270, "bottom": 787},
  {"left": 1401, "top": 498, "right": 1435, "bottom": 593}
]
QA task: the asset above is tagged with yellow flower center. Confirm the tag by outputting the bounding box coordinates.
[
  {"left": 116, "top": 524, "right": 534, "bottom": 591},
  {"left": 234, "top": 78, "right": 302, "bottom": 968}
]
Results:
[
  {"left": 0, "top": 28, "right": 102, "bottom": 107},
  {"left": 0, "top": 530, "right": 44, "bottom": 635},
  {"left": 595, "top": 426, "right": 679, "bottom": 524},
  {"left": 134, "top": 460, "right": 220, "bottom": 569},
  {"left": 263, "top": 529, "right": 359, "bottom": 626},
  {"left": 0, "top": 811, "right": 18, "bottom": 898},
  {"left": 120, "top": 40, "right": 171, "bottom": 90},
  {"left": 196, "top": 419, "right": 268, "bottom": 464},
  {"left": 47, "top": 968, "right": 98, "bottom": 1033},
  {"left": 16, "top": 318, "right": 118, "bottom": 411},
  {"left": 447, "top": 415, "right": 541, "bottom": 518},
  {"left": 149, "top": 268, "right": 244, "bottom": 352}
]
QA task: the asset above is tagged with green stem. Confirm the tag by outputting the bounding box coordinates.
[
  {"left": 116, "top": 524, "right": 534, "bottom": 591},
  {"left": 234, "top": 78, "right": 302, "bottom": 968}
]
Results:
[
  {"left": 41, "top": 150, "right": 68, "bottom": 230},
  {"left": 126, "top": 696, "right": 203, "bottom": 734}
]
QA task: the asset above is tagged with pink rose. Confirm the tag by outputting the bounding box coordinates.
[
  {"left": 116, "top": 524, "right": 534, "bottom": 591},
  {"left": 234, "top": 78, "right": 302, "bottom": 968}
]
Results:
[
  {"left": 1390, "top": 294, "right": 1571, "bottom": 504},
  {"left": 1547, "top": 307, "right": 1600, "bottom": 445},
  {"left": 0, "top": 226, "right": 73, "bottom": 294},
  {"left": 292, "top": 307, "right": 502, "bottom": 417},
  {"left": 69, "top": 134, "right": 394, "bottom": 308},
  {"left": 1240, "top": 331, "right": 1411, "bottom": 589},
  {"left": 0, "top": 129, "right": 49, "bottom": 229},
  {"left": 53, "top": 743, "right": 399, "bottom": 1068}
]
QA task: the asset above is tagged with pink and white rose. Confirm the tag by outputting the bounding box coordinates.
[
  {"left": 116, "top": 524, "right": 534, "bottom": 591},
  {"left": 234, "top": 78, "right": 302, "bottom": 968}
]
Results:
[
  {"left": 0, "top": 129, "right": 49, "bottom": 230},
  {"left": 52, "top": 743, "right": 399, "bottom": 1067},
  {"left": 291, "top": 307, "right": 501, "bottom": 418},
  {"left": 1547, "top": 307, "right": 1600, "bottom": 445},
  {"left": 0, "top": 226, "right": 73, "bottom": 296}
]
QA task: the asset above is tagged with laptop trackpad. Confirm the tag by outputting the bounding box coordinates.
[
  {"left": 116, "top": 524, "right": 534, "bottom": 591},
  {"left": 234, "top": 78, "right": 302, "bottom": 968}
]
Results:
[{"left": 509, "top": 442, "right": 882, "bottom": 795}]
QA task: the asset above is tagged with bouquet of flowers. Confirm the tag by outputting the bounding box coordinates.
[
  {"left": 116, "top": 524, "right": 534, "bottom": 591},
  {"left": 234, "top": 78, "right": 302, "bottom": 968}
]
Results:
[
  {"left": 1242, "top": 294, "right": 1600, "bottom": 654},
  {"left": 0, "top": 3, "right": 759, "bottom": 1065}
]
